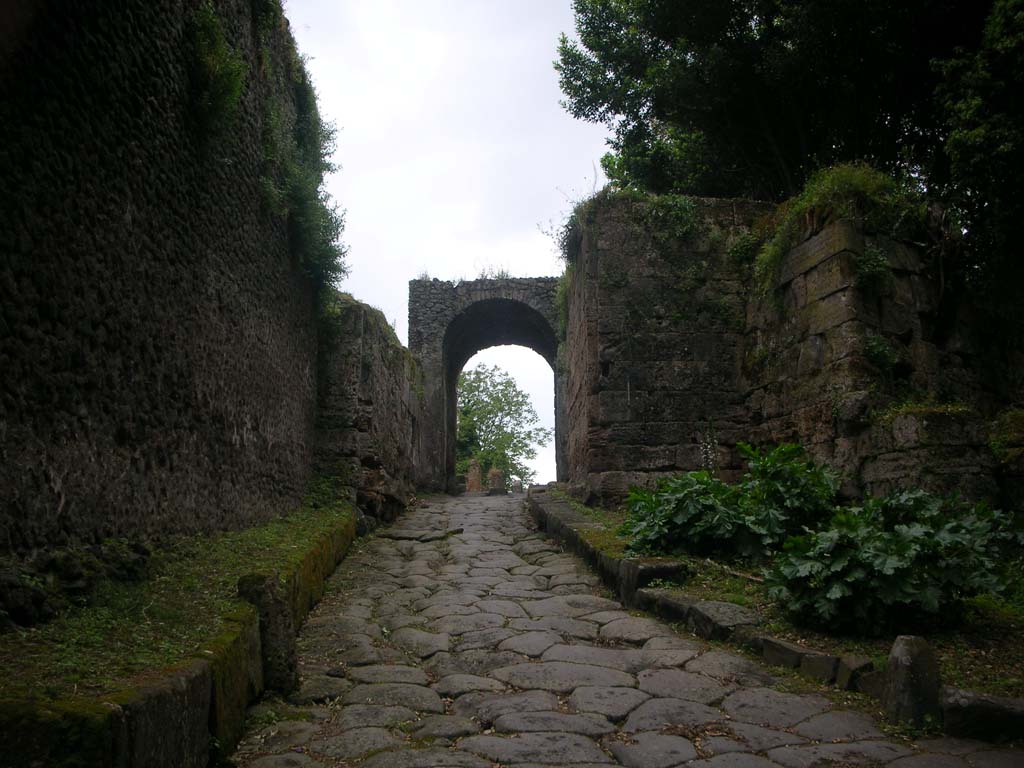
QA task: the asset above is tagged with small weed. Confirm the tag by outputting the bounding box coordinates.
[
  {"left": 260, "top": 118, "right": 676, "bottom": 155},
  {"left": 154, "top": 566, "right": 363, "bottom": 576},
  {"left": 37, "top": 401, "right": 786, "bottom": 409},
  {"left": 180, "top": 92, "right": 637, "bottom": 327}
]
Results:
[
  {"left": 190, "top": 2, "right": 246, "bottom": 138},
  {"left": 855, "top": 242, "right": 894, "bottom": 293},
  {"left": 864, "top": 333, "right": 900, "bottom": 373}
]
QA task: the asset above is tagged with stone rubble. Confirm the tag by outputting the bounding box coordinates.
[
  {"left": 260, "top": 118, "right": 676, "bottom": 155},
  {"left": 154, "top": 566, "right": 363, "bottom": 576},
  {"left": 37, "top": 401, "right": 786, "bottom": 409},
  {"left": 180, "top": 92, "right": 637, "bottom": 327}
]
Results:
[{"left": 232, "top": 495, "right": 1021, "bottom": 768}]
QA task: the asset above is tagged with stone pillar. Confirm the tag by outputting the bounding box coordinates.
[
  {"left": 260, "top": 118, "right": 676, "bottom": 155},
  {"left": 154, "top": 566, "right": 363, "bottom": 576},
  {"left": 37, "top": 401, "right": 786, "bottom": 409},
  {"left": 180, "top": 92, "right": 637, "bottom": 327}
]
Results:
[
  {"left": 466, "top": 459, "right": 483, "bottom": 492},
  {"left": 486, "top": 468, "right": 506, "bottom": 495}
]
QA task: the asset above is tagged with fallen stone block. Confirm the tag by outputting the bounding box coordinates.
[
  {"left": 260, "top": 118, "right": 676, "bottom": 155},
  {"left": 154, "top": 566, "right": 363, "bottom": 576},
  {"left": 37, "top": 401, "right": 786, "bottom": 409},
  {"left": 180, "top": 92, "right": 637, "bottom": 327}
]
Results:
[
  {"left": 800, "top": 652, "right": 840, "bottom": 684},
  {"left": 686, "top": 600, "right": 759, "bottom": 640},
  {"left": 836, "top": 655, "right": 874, "bottom": 691},
  {"left": 762, "top": 637, "right": 807, "bottom": 668},
  {"left": 941, "top": 686, "right": 1024, "bottom": 743}
]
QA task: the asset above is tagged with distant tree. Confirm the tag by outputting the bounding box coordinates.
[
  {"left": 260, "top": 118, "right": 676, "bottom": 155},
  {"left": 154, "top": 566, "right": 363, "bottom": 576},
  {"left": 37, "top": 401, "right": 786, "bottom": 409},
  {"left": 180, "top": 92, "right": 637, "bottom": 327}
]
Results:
[{"left": 456, "top": 364, "right": 553, "bottom": 485}]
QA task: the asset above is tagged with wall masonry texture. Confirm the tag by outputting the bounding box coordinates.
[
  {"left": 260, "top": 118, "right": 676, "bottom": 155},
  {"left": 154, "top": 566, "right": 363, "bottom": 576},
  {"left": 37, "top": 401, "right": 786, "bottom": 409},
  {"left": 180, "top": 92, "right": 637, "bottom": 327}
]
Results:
[
  {"left": 564, "top": 194, "right": 1017, "bottom": 507},
  {"left": 316, "top": 294, "right": 425, "bottom": 530},
  {"left": 0, "top": 1, "right": 320, "bottom": 552}
]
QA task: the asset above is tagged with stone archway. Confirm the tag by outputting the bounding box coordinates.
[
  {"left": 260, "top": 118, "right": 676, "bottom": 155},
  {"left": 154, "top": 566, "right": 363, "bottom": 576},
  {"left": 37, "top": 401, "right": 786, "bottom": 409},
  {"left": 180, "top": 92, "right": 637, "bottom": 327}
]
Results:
[{"left": 408, "top": 277, "right": 566, "bottom": 491}]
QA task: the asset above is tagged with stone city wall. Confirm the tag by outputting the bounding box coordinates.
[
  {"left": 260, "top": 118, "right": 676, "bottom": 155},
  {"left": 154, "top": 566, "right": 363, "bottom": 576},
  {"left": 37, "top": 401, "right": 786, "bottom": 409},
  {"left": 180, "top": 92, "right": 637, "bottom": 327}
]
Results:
[{"left": 0, "top": 0, "right": 321, "bottom": 551}]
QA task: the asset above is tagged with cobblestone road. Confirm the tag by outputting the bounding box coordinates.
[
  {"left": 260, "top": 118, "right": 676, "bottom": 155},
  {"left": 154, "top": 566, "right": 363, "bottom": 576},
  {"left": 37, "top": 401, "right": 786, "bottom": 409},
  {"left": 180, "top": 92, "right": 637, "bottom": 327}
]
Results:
[{"left": 233, "top": 494, "right": 1021, "bottom": 768}]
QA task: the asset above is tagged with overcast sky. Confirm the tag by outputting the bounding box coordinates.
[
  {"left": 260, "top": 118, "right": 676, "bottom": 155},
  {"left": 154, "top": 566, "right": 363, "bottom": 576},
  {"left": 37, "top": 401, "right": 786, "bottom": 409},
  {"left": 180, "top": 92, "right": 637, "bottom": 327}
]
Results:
[{"left": 287, "top": 1, "right": 610, "bottom": 483}]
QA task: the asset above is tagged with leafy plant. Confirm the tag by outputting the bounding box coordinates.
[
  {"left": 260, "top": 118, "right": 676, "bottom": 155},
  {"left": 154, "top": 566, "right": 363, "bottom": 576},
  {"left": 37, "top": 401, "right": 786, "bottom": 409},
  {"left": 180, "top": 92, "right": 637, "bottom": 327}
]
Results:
[
  {"left": 190, "top": 2, "right": 246, "bottom": 137},
  {"left": 767, "top": 490, "right": 1009, "bottom": 631},
  {"left": 854, "top": 243, "right": 894, "bottom": 293},
  {"left": 620, "top": 471, "right": 746, "bottom": 556},
  {"left": 737, "top": 443, "right": 838, "bottom": 550},
  {"left": 864, "top": 332, "right": 900, "bottom": 373},
  {"left": 754, "top": 163, "right": 925, "bottom": 294},
  {"left": 621, "top": 444, "right": 837, "bottom": 557}
]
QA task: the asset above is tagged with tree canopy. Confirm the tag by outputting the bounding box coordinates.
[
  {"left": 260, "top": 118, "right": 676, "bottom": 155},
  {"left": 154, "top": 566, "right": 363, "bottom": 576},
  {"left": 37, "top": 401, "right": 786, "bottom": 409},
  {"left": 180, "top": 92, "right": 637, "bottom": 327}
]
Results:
[
  {"left": 456, "top": 364, "right": 553, "bottom": 486},
  {"left": 556, "top": 0, "right": 1024, "bottom": 316}
]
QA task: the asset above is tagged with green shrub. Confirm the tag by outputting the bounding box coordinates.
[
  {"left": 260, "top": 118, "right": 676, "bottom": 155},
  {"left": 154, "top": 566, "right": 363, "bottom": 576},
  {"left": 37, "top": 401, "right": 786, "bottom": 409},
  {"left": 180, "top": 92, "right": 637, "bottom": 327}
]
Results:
[
  {"left": 621, "top": 471, "right": 746, "bottom": 556},
  {"left": 737, "top": 443, "right": 838, "bottom": 549},
  {"left": 767, "top": 490, "right": 1009, "bottom": 631},
  {"left": 754, "top": 163, "right": 926, "bottom": 294},
  {"left": 190, "top": 2, "right": 246, "bottom": 137},
  {"left": 864, "top": 332, "right": 900, "bottom": 373},
  {"left": 854, "top": 243, "right": 894, "bottom": 292},
  {"left": 621, "top": 444, "right": 836, "bottom": 557}
]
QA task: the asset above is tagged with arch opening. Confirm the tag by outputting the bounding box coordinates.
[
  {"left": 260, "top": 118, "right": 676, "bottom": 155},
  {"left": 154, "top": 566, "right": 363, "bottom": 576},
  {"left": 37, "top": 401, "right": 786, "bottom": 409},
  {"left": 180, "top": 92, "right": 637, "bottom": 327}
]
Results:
[{"left": 442, "top": 298, "right": 560, "bottom": 490}]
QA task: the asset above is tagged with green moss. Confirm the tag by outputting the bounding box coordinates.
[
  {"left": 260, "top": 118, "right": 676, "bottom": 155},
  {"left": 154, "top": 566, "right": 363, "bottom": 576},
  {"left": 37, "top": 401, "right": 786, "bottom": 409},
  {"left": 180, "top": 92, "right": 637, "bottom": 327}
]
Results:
[
  {"left": 864, "top": 332, "right": 900, "bottom": 373},
  {"left": 854, "top": 242, "right": 894, "bottom": 293},
  {"left": 0, "top": 476, "right": 353, "bottom": 702},
  {"left": 190, "top": 2, "right": 246, "bottom": 138},
  {"left": 754, "top": 163, "right": 926, "bottom": 295},
  {"left": 874, "top": 397, "right": 973, "bottom": 426},
  {"left": 727, "top": 231, "right": 760, "bottom": 267},
  {"left": 990, "top": 407, "right": 1024, "bottom": 466}
]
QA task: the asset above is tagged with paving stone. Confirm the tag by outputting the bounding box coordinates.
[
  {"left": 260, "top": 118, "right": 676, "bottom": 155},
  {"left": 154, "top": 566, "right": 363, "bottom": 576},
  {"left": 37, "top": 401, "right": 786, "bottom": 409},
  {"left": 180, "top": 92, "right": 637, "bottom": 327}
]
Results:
[
  {"left": 453, "top": 689, "right": 561, "bottom": 722},
  {"left": 569, "top": 685, "right": 652, "bottom": 721},
  {"left": 641, "top": 648, "right": 702, "bottom": 668},
  {"left": 623, "top": 697, "right": 725, "bottom": 732},
  {"left": 966, "top": 750, "right": 1024, "bottom": 768},
  {"left": 434, "top": 673, "right": 506, "bottom": 696},
  {"left": 411, "top": 715, "right": 481, "bottom": 739},
  {"left": 380, "top": 613, "right": 425, "bottom": 630},
  {"left": 686, "top": 651, "right": 775, "bottom": 686},
  {"left": 723, "top": 688, "right": 830, "bottom": 728},
  {"left": 542, "top": 643, "right": 644, "bottom": 671},
  {"left": 420, "top": 603, "right": 480, "bottom": 618},
  {"left": 455, "top": 626, "right": 517, "bottom": 650},
  {"left": 645, "top": 635, "right": 704, "bottom": 651},
  {"left": 459, "top": 732, "right": 612, "bottom": 764},
  {"left": 360, "top": 747, "right": 491, "bottom": 768},
  {"left": 637, "top": 668, "right": 733, "bottom": 703},
  {"left": 580, "top": 609, "right": 633, "bottom": 623},
  {"left": 347, "top": 664, "right": 429, "bottom": 685},
  {"left": 249, "top": 755, "right": 324, "bottom": 768},
  {"left": 391, "top": 627, "right": 450, "bottom": 658},
  {"left": 508, "top": 615, "right": 599, "bottom": 639},
  {"left": 767, "top": 740, "right": 915, "bottom": 767},
  {"left": 890, "top": 756, "right": 971, "bottom": 768},
  {"left": 490, "top": 660, "right": 636, "bottom": 692},
  {"left": 688, "top": 755, "right": 783, "bottom": 767},
  {"left": 474, "top": 599, "right": 528, "bottom": 618},
  {"left": 914, "top": 737, "right": 989, "bottom": 755},
  {"left": 521, "top": 594, "right": 622, "bottom": 618},
  {"left": 497, "top": 630, "right": 562, "bottom": 657},
  {"left": 599, "top": 616, "right": 673, "bottom": 644},
  {"left": 309, "top": 727, "right": 401, "bottom": 759},
  {"left": 793, "top": 709, "right": 884, "bottom": 741},
  {"left": 606, "top": 731, "right": 698, "bottom": 768},
  {"left": 343, "top": 683, "right": 445, "bottom": 712},
  {"left": 249, "top": 720, "right": 320, "bottom": 750},
  {"left": 428, "top": 649, "right": 525, "bottom": 677},
  {"left": 288, "top": 675, "right": 352, "bottom": 704},
  {"left": 334, "top": 704, "right": 418, "bottom": 729},
  {"left": 430, "top": 612, "right": 506, "bottom": 635},
  {"left": 496, "top": 710, "right": 616, "bottom": 736},
  {"left": 724, "top": 721, "right": 807, "bottom": 752}
]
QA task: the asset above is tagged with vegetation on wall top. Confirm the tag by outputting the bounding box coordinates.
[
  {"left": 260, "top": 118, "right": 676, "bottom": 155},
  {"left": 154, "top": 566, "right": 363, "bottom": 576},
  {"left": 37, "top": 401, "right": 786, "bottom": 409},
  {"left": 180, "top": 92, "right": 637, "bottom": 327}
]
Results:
[{"left": 557, "top": 0, "right": 1024, "bottom": 320}]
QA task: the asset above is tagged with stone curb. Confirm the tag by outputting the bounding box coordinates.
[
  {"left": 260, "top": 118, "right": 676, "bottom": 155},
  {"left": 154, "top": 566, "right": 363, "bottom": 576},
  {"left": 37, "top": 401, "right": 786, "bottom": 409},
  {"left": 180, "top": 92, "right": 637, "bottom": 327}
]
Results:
[
  {"left": 1, "top": 513, "right": 358, "bottom": 767},
  {"left": 526, "top": 487, "right": 1024, "bottom": 744}
]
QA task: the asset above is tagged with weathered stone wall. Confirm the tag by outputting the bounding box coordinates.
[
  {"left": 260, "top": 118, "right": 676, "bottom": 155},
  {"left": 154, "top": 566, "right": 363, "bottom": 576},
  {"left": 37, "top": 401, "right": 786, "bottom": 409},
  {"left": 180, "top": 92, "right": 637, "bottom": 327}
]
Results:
[
  {"left": 743, "top": 222, "right": 1002, "bottom": 500},
  {"left": 316, "top": 294, "right": 425, "bottom": 531},
  {"left": 564, "top": 196, "right": 770, "bottom": 503},
  {"left": 408, "top": 277, "right": 565, "bottom": 491},
  {"left": 565, "top": 195, "right": 1016, "bottom": 505},
  {"left": 0, "top": 1, "right": 320, "bottom": 552}
]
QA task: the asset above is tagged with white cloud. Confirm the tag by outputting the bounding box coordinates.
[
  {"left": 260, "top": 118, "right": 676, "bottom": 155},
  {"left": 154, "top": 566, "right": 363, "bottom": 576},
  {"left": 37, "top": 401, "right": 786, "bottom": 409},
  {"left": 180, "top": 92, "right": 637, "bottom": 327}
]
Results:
[{"left": 287, "top": 0, "right": 609, "bottom": 483}]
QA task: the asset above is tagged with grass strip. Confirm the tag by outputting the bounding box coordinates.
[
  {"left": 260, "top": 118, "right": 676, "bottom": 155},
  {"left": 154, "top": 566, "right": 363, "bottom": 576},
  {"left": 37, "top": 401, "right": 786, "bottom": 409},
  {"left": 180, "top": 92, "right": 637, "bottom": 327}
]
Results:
[{"left": 0, "top": 477, "right": 353, "bottom": 701}]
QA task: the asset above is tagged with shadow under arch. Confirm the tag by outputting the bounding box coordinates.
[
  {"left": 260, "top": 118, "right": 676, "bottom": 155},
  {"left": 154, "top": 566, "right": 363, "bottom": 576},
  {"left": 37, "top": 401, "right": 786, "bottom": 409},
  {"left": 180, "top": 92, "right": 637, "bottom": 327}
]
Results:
[
  {"left": 407, "top": 277, "right": 566, "bottom": 492},
  {"left": 443, "top": 298, "right": 559, "bottom": 485}
]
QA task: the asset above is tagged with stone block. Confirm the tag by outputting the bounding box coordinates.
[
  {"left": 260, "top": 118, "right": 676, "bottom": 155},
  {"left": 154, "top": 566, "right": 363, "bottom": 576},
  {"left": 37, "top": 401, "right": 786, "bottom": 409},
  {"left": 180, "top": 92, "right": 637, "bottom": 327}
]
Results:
[
  {"left": 762, "top": 637, "right": 808, "bottom": 668},
  {"left": 884, "top": 635, "right": 942, "bottom": 726},
  {"left": 779, "top": 220, "right": 864, "bottom": 285},
  {"left": 836, "top": 655, "right": 874, "bottom": 691},
  {"left": 118, "top": 659, "right": 213, "bottom": 768},
  {"left": 686, "top": 600, "right": 759, "bottom": 640},
  {"left": 238, "top": 572, "right": 299, "bottom": 694},
  {"left": 941, "top": 686, "right": 1024, "bottom": 743},
  {"left": 800, "top": 652, "right": 840, "bottom": 684},
  {"left": 618, "top": 559, "right": 689, "bottom": 605}
]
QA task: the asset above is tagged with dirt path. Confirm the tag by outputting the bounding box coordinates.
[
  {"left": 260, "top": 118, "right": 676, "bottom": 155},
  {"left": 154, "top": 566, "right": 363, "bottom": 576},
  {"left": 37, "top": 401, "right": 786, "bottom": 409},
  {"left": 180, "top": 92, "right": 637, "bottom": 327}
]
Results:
[{"left": 231, "top": 494, "right": 1019, "bottom": 768}]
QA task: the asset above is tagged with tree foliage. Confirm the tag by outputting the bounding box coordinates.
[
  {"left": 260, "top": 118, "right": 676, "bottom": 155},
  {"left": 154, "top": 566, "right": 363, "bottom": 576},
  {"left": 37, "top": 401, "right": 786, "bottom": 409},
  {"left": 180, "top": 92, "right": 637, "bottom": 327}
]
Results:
[
  {"left": 456, "top": 364, "right": 553, "bottom": 485},
  {"left": 557, "top": 0, "right": 1023, "bottom": 312}
]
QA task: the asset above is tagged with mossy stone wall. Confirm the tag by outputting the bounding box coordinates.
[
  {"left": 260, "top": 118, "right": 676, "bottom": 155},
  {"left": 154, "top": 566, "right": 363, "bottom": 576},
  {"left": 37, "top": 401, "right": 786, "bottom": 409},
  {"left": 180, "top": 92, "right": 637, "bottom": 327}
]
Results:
[{"left": 0, "top": 1, "right": 320, "bottom": 552}]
